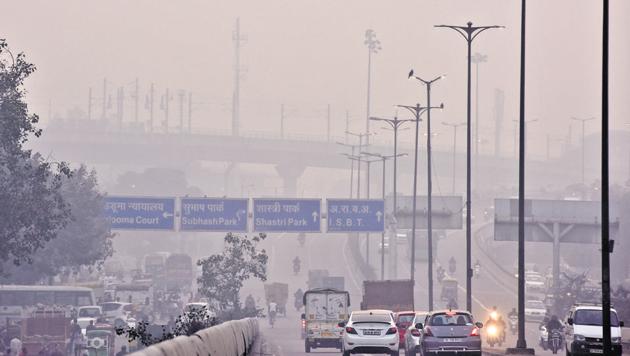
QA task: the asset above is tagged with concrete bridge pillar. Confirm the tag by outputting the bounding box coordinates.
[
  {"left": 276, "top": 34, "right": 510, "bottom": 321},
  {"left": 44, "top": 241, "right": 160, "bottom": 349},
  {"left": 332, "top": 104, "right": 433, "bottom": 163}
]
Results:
[{"left": 275, "top": 164, "right": 306, "bottom": 197}]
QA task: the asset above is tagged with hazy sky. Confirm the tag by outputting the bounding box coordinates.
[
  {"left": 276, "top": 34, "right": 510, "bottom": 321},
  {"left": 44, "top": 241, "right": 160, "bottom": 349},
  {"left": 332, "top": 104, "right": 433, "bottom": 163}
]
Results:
[{"left": 4, "top": 0, "right": 629, "bottom": 157}]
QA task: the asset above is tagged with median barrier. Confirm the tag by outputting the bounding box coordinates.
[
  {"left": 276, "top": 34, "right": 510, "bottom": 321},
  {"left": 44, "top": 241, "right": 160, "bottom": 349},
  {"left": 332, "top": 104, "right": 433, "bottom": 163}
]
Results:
[{"left": 129, "top": 317, "right": 260, "bottom": 356}]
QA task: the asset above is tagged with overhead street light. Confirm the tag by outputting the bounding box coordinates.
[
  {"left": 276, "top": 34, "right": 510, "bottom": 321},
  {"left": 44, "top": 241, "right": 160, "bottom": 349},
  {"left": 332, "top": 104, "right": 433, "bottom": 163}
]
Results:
[
  {"left": 397, "top": 102, "right": 443, "bottom": 296},
  {"left": 408, "top": 70, "right": 445, "bottom": 311},
  {"left": 435, "top": 21, "right": 503, "bottom": 314}
]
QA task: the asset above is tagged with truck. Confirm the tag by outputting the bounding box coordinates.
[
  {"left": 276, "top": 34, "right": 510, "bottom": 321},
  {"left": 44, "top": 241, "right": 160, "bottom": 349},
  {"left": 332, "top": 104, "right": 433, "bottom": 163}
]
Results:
[
  {"left": 360, "top": 279, "right": 414, "bottom": 312},
  {"left": 21, "top": 310, "right": 71, "bottom": 354},
  {"left": 302, "top": 288, "right": 350, "bottom": 353},
  {"left": 307, "top": 269, "right": 329, "bottom": 289},
  {"left": 164, "top": 253, "right": 193, "bottom": 292},
  {"left": 322, "top": 276, "right": 345, "bottom": 291},
  {"left": 264, "top": 282, "right": 289, "bottom": 317}
]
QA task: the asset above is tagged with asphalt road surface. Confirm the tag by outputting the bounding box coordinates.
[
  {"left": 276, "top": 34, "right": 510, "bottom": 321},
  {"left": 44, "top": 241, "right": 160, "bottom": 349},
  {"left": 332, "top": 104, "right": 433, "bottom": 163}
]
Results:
[{"left": 242, "top": 228, "right": 561, "bottom": 355}]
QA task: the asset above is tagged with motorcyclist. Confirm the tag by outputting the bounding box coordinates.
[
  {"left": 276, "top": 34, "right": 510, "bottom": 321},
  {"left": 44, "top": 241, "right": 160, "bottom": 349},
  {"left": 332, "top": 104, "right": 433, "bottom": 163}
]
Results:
[
  {"left": 449, "top": 257, "right": 457, "bottom": 274},
  {"left": 437, "top": 266, "right": 446, "bottom": 282},
  {"left": 293, "top": 256, "right": 301, "bottom": 274},
  {"left": 474, "top": 260, "right": 481, "bottom": 278},
  {"left": 268, "top": 301, "right": 278, "bottom": 327},
  {"left": 546, "top": 315, "right": 563, "bottom": 333},
  {"left": 508, "top": 307, "right": 517, "bottom": 320}
]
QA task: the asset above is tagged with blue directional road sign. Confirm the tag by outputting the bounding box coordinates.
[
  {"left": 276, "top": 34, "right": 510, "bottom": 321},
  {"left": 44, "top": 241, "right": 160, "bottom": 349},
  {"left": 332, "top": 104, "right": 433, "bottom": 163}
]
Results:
[
  {"left": 180, "top": 198, "right": 248, "bottom": 232},
  {"left": 104, "top": 196, "right": 175, "bottom": 230},
  {"left": 253, "top": 199, "right": 321, "bottom": 232},
  {"left": 327, "top": 199, "right": 385, "bottom": 232}
]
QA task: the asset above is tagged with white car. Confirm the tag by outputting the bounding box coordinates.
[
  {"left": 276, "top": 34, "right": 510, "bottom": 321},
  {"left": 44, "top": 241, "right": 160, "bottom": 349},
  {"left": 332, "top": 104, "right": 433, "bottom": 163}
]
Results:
[
  {"left": 341, "top": 309, "right": 399, "bottom": 356},
  {"left": 99, "top": 302, "right": 133, "bottom": 321},
  {"left": 565, "top": 304, "right": 624, "bottom": 356},
  {"left": 524, "top": 299, "right": 547, "bottom": 322},
  {"left": 403, "top": 312, "right": 428, "bottom": 356}
]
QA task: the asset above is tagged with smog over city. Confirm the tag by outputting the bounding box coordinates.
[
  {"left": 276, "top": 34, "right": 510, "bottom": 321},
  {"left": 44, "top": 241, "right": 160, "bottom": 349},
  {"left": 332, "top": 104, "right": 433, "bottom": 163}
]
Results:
[{"left": 0, "top": 1, "right": 629, "bottom": 355}]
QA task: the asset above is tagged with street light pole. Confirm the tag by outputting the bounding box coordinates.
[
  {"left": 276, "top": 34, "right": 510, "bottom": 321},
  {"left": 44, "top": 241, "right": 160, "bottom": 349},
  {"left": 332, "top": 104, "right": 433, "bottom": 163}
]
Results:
[
  {"left": 435, "top": 21, "right": 503, "bottom": 313},
  {"left": 363, "top": 152, "right": 408, "bottom": 280},
  {"left": 346, "top": 131, "right": 373, "bottom": 199},
  {"left": 369, "top": 116, "right": 414, "bottom": 220},
  {"left": 409, "top": 71, "right": 445, "bottom": 311},
  {"left": 443, "top": 122, "right": 466, "bottom": 194},
  {"left": 398, "top": 102, "right": 443, "bottom": 287},
  {"left": 571, "top": 116, "right": 595, "bottom": 193},
  {"left": 512, "top": 118, "right": 538, "bottom": 156},
  {"left": 337, "top": 142, "right": 359, "bottom": 198}
]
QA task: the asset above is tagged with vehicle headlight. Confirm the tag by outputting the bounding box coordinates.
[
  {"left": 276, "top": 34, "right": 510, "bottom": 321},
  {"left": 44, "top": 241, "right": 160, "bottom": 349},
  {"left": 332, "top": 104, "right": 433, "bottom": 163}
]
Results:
[
  {"left": 612, "top": 337, "right": 622, "bottom": 344},
  {"left": 574, "top": 334, "right": 585, "bottom": 342},
  {"left": 487, "top": 325, "right": 497, "bottom": 336}
]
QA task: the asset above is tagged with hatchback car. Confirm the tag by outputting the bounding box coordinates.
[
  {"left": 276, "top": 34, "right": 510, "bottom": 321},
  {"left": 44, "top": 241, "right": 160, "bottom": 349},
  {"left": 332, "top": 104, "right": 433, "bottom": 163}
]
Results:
[
  {"left": 403, "top": 312, "right": 429, "bottom": 356},
  {"left": 418, "top": 310, "right": 483, "bottom": 355},
  {"left": 340, "top": 309, "right": 399, "bottom": 355}
]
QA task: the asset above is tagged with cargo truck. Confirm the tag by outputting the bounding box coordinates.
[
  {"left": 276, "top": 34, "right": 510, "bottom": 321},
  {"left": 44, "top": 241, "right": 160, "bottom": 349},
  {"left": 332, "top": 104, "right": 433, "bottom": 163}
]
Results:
[
  {"left": 360, "top": 279, "right": 414, "bottom": 312},
  {"left": 302, "top": 288, "right": 350, "bottom": 353}
]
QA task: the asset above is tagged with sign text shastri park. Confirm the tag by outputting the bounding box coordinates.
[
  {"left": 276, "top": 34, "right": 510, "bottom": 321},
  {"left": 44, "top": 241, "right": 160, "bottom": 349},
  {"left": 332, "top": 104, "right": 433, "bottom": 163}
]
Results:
[{"left": 104, "top": 196, "right": 386, "bottom": 233}]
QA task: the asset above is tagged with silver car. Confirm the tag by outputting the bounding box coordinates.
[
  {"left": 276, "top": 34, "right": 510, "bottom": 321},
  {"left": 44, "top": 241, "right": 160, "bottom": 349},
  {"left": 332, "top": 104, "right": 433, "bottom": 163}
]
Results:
[
  {"left": 418, "top": 310, "right": 483, "bottom": 355},
  {"left": 403, "top": 312, "right": 428, "bottom": 356}
]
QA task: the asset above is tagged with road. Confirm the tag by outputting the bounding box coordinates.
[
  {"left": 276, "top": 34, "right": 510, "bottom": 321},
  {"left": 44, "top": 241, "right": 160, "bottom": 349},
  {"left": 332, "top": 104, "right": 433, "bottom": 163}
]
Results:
[{"left": 242, "top": 225, "right": 562, "bottom": 355}]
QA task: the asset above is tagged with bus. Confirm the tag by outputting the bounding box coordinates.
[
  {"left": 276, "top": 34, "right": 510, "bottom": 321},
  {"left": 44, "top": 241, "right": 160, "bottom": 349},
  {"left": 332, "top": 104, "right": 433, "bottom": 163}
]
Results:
[{"left": 0, "top": 285, "right": 95, "bottom": 321}]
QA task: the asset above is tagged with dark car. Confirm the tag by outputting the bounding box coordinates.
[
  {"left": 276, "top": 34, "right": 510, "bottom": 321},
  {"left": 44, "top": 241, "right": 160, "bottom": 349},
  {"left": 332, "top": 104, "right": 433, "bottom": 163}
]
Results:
[{"left": 419, "top": 310, "right": 483, "bottom": 356}]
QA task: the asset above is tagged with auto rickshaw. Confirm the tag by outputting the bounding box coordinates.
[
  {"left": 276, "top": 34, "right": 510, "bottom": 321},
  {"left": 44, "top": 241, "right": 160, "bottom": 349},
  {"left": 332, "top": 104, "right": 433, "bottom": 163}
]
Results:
[
  {"left": 440, "top": 278, "right": 458, "bottom": 302},
  {"left": 86, "top": 324, "right": 115, "bottom": 356}
]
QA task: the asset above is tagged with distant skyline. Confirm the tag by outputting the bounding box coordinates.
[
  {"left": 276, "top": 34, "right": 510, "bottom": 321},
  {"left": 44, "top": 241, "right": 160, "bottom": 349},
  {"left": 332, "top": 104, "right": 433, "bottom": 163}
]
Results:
[{"left": 5, "top": 0, "right": 629, "bottom": 158}]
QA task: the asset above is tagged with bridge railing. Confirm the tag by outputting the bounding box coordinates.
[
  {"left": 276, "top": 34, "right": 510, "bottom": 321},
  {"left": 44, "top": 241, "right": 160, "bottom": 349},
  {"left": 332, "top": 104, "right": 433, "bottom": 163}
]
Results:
[{"left": 129, "top": 317, "right": 259, "bottom": 356}]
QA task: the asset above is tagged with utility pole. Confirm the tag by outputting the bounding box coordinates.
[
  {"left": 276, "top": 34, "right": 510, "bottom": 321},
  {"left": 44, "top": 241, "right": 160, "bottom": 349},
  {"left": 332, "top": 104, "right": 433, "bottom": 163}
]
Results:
[
  {"left": 327, "top": 104, "right": 331, "bottom": 142},
  {"left": 148, "top": 83, "right": 154, "bottom": 133},
  {"left": 134, "top": 78, "right": 139, "bottom": 123},
  {"left": 178, "top": 90, "right": 185, "bottom": 133},
  {"left": 188, "top": 92, "right": 192, "bottom": 133},
  {"left": 88, "top": 87, "right": 92, "bottom": 120},
  {"left": 493, "top": 89, "right": 505, "bottom": 157},
  {"left": 435, "top": 21, "right": 503, "bottom": 313},
  {"left": 232, "top": 18, "right": 246, "bottom": 137},
  {"left": 364, "top": 29, "right": 381, "bottom": 145},
  {"left": 601, "top": 1, "right": 612, "bottom": 353},
  {"left": 409, "top": 71, "right": 445, "bottom": 311},
  {"left": 571, "top": 116, "right": 595, "bottom": 191},
  {"left": 101, "top": 78, "right": 107, "bottom": 120},
  {"left": 280, "top": 104, "right": 285, "bottom": 138}
]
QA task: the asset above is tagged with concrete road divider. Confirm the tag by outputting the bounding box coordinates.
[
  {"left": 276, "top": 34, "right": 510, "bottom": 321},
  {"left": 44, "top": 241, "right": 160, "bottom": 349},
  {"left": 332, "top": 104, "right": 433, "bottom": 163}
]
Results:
[{"left": 129, "top": 318, "right": 259, "bottom": 356}]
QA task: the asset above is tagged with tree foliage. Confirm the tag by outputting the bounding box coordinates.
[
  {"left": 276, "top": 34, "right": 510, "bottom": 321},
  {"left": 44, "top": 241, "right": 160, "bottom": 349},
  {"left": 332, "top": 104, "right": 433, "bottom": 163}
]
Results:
[
  {"left": 197, "top": 233, "right": 268, "bottom": 312},
  {"left": 116, "top": 307, "right": 218, "bottom": 347},
  {"left": 0, "top": 39, "right": 70, "bottom": 273},
  {"left": 1, "top": 165, "right": 113, "bottom": 283}
]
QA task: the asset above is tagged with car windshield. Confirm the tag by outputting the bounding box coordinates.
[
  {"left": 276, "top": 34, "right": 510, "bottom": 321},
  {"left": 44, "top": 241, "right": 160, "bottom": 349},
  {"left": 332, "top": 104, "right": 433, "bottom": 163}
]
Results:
[
  {"left": 397, "top": 314, "right": 415, "bottom": 324},
  {"left": 79, "top": 308, "right": 101, "bottom": 317},
  {"left": 430, "top": 313, "right": 472, "bottom": 326},
  {"left": 352, "top": 314, "right": 391, "bottom": 324},
  {"left": 100, "top": 303, "right": 121, "bottom": 312},
  {"left": 526, "top": 300, "right": 545, "bottom": 309},
  {"left": 574, "top": 309, "right": 619, "bottom": 327}
]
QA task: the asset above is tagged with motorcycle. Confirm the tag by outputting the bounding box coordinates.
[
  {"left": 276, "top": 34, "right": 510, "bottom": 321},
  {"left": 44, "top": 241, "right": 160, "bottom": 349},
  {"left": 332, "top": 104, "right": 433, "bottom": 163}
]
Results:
[
  {"left": 508, "top": 316, "right": 518, "bottom": 336},
  {"left": 485, "top": 323, "right": 502, "bottom": 347},
  {"left": 548, "top": 328, "right": 563, "bottom": 354},
  {"left": 538, "top": 325, "right": 548, "bottom": 351}
]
